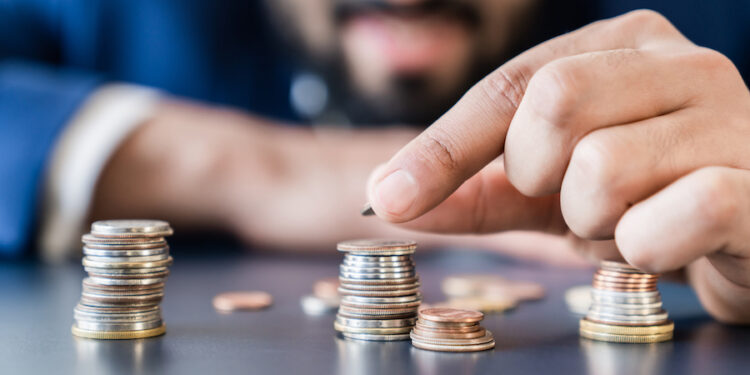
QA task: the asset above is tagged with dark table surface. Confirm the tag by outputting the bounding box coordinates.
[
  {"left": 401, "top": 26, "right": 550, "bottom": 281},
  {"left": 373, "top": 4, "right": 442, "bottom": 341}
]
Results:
[{"left": 1, "top": 246, "right": 748, "bottom": 375}]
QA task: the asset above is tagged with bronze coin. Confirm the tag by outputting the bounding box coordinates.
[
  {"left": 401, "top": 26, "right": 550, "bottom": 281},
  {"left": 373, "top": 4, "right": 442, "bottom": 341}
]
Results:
[
  {"left": 212, "top": 291, "right": 273, "bottom": 312},
  {"left": 419, "top": 307, "right": 483, "bottom": 323}
]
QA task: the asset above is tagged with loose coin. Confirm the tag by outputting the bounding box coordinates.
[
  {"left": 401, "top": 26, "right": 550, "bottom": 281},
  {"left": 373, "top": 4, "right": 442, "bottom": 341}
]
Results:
[{"left": 213, "top": 291, "right": 273, "bottom": 312}]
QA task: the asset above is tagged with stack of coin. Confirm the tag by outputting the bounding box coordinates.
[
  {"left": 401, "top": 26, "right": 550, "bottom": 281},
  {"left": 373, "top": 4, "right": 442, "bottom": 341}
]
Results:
[
  {"left": 580, "top": 260, "right": 673, "bottom": 343},
  {"left": 334, "top": 239, "right": 421, "bottom": 341},
  {"left": 72, "top": 220, "right": 173, "bottom": 340},
  {"left": 411, "top": 307, "right": 495, "bottom": 352}
]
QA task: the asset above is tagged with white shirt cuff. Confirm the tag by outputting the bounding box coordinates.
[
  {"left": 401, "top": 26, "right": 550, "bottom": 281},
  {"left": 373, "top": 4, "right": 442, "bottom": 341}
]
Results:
[{"left": 40, "top": 84, "right": 162, "bottom": 262}]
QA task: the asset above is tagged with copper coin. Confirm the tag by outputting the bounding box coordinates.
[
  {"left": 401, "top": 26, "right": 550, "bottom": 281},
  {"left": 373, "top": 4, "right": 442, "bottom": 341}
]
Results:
[
  {"left": 593, "top": 274, "right": 659, "bottom": 284},
  {"left": 596, "top": 270, "right": 658, "bottom": 279},
  {"left": 419, "top": 308, "right": 483, "bottom": 323},
  {"left": 212, "top": 291, "right": 273, "bottom": 312},
  {"left": 412, "top": 327, "right": 487, "bottom": 340}
]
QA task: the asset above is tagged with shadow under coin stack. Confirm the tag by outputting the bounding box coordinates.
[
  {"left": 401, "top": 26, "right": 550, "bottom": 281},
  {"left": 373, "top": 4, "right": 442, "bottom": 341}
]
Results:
[
  {"left": 580, "top": 260, "right": 673, "bottom": 343},
  {"left": 72, "top": 220, "right": 174, "bottom": 340},
  {"left": 411, "top": 307, "right": 495, "bottom": 352},
  {"left": 334, "top": 239, "right": 421, "bottom": 341}
]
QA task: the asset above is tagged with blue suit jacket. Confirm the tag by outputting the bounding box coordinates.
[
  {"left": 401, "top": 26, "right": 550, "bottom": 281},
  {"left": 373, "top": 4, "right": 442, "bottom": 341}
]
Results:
[{"left": 1, "top": 0, "right": 748, "bottom": 257}]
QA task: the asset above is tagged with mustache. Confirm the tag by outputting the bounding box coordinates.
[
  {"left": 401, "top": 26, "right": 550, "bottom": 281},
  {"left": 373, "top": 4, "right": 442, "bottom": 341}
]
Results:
[{"left": 334, "top": 0, "right": 480, "bottom": 28}]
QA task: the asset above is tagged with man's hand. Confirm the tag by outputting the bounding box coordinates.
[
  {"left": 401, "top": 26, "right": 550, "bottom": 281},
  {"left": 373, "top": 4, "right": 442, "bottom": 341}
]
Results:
[{"left": 366, "top": 10, "right": 750, "bottom": 323}]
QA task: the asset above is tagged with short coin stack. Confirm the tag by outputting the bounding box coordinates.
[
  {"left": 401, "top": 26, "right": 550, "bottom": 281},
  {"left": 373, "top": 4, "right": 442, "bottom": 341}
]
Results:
[
  {"left": 72, "top": 220, "right": 174, "bottom": 340},
  {"left": 580, "top": 260, "right": 673, "bottom": 343},
  {"left": 411, "top": 307, "right": 495, "bottom": 352},
  {"left": 334, "top": 239, "right": 421, "bottom": 341}
]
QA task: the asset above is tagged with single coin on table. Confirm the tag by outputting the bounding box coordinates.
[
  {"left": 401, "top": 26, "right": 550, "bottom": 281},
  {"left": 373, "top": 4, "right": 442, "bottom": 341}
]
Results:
[{"left": 213, "top": 291, "right": 273, "bottom": 312}]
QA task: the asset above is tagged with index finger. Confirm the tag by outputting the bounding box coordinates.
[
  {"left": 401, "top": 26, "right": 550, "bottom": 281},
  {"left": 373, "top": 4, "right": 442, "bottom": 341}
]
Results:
[{"left": 366, "top": 10, "right": 682, "bottom": 222}]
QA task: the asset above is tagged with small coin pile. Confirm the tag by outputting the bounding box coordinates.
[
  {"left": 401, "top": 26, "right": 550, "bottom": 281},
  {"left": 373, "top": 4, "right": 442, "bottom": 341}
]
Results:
[
  {"left": 411, "top": 308, "right": 495, "bottom": 352},
  {"left": 580, "top": 260, "right": 673, "bottom": 343},
  {"left": 72, "top": 220, "right": 173, "bottom": 340},
  {"left": 334, "top": 239, "right": 421, "bottom": 341}
]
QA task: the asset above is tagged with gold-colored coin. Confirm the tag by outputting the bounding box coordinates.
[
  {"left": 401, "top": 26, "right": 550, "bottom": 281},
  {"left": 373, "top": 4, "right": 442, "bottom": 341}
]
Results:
[
  {"left": 580, "top": 318, "right": 674, "bottom": 335},
  {"left": 579, "top": 328, "right": 672, "bottom": 343},
  {"left": 333, "top": 322, "right": 413, "bottom": 335},
  {"left": 71, "top": 324, "right": 166, "bottom": 339}
]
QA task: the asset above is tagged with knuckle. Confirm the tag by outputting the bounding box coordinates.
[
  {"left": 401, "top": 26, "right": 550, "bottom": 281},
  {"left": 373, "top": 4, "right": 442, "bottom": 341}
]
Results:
[
  {"left": 479, "top": 66, "right": 529, "bottom": 115},
  {"left": 416, "top": 128, "right": 462, "bottom": 174},
  {"left": 690, "top": 48, "right": 737, "bottom": 76},
  {"left": 564, "top": 135, "right": 625, "bottom": 238},
  {"left": 618, "top": 9, "right": 675, "bottom": 34},
  {"left": 690, "top": 168, "right": 739, "bottom": 232},
  {"left": 526, "top": 60, "right": 580, "bottom": 127}
]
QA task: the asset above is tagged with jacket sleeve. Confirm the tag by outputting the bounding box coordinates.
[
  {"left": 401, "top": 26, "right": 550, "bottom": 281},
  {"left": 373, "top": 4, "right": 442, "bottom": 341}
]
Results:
[{"left": 0, "top": 0, "right": 103, "bottom": 257}]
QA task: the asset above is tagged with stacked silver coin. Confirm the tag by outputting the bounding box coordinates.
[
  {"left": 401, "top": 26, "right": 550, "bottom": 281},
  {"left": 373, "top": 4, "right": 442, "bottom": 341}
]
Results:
[
  {"left": 72, "top": 220, "right": 174, "bottom": 340},
  {"left": 580, "top": 260, "right": 673, "bottom": 343},
  {"left": 334, "top": 239, "right": 421, "bottom": 341}
]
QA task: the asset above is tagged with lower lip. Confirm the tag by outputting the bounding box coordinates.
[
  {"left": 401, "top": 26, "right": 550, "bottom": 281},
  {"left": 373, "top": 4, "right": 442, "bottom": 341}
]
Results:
[{"left": 341, "top": 13, "right": 470, "bottom": 72}]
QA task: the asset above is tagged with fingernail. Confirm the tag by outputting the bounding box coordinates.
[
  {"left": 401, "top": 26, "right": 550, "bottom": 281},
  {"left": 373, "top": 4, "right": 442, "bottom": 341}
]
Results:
[{"left": 374, "top": 169, "right": 418, "bottom": 216}]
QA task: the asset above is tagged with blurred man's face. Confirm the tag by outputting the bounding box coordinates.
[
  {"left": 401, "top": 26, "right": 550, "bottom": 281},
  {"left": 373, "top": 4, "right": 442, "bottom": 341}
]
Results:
[{"left": 266, "top": 0, "right": 538, "bottom": 124}]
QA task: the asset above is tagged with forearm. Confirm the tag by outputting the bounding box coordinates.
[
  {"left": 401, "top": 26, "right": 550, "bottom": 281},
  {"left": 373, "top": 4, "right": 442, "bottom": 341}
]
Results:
[{"left": 90, "top": 99, "right": 289, "bottom": 231}]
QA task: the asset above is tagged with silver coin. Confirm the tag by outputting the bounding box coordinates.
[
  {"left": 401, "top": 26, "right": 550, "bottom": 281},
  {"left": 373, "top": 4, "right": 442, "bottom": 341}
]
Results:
[
  {"left": 84, "top": 253, "right": 170, "bottom": 263},
  {"left": 339, "top": 271, "right": 416, "bottom": 280},
  {"left": 588, "top": 305, "right": 664, "bottom": 316},
  {"left": 590, "top": 294, "right": 662, "bottom": 305},
  {"left": 82, "top": 267, "right": 169, "bottom": 276},
  {"left": 340, "top": 332, "right": 412, "bottom": 341},
  {"left": 343, "top": 258, "right": 414, "bottom": 265},
  {"left": 82, "top": 234, "right": 167, "bottom": 245},
  {"left": 74, "top": 303, "right": 160, "bottom": 314},
  {"left": 344, "top": 255, "right": 412, "bottom": 262},
  {"left": 82, "top": 242, "right": 168, "bottom": 251},
  {"left": 91, "top": 220, "right": 173, "bottom": 237},
  {"left": 82, "top": 256, "right": 173, "bottom": 269},
  {"left": 335, "top": 315, "right": 417, "bottom": 328},
  {"left": 79, "top": 300, "right": 160, "bottom": 309},
  {"left": 74, "top": 310, "right": 162, "bottom": 323},
  {"left": 591, "top": 289, "right": 660, "bottom": 299},
  {"left": 586, "top": 310, "right": 669, "bottom": 324},
  {"left": 87, "top": 277, "right": 165, "bottom": 286},
  {"left": 341, "top": 294, "right": 422, "bottom": 304},
  {"left": 339, "top": 265, "right": 414, "bottom": 274},
  {"left": 338, "top": 282, "right": 420, "bottom": 291},
  {"left": 74, "top": 319, "right": 163, "bottom": 332},
  {"left": 591, "top": 301, "right": 662, "bottom": 310},
  {"left": 337, "top": 239, "right": 417, "bottom": 252},
  {"left": 83, "top": 247, "right": 169, "bottom": 257}
]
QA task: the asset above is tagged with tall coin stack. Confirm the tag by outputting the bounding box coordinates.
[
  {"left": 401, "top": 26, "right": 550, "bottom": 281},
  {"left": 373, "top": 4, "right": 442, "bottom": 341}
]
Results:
[
  {"left": 411, "top": 308, "right": 495, "bottom": 352},
  {"left": 72, "top": 220, "right": 174, "bottom": 340},
  {"left": 580, "top": 260, "right": 673, "bottom": 343},
  {"left": 334, "top": 239, "right": 421, "bottom": 341}
]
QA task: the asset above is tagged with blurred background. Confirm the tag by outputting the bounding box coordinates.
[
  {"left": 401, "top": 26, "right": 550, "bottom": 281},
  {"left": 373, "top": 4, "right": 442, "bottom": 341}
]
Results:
[{"left": 0, "top": 0, "right": 748, "bottom": 262}]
